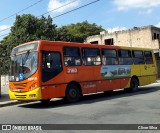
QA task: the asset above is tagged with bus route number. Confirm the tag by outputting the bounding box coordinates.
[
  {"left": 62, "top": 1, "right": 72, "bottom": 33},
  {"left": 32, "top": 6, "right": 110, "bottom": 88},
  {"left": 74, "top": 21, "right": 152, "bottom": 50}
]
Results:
[{"left": 67, "top": 68, "right": 78, "bottom": 73}]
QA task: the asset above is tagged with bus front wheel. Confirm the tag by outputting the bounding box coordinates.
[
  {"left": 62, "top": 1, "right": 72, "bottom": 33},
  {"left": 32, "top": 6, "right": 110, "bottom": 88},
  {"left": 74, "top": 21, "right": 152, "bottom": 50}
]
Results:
[{"left": 65, "top": 83, "right": 80, "bottom": 103}]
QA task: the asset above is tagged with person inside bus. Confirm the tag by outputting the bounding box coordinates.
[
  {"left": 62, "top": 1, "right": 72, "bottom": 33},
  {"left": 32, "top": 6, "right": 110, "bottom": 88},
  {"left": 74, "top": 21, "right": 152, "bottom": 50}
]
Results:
[
  {"left": 50, "top": 53, "right": 61, "bottom": 70},
  {"left": 67, "top": 58, "right": 75, "bottom": 66},
  {"left": 67, "top": 59, "right": 72, "bottom": 66}
]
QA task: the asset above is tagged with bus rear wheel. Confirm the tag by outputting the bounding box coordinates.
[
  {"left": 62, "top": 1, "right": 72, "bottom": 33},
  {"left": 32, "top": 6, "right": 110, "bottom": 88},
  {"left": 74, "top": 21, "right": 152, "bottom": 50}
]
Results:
[
  {"left": 130, "top": 78, "right": 139, "bottom": 92},
  {"left": 65, "top": 83, "right": 80, "bottom": 103}
]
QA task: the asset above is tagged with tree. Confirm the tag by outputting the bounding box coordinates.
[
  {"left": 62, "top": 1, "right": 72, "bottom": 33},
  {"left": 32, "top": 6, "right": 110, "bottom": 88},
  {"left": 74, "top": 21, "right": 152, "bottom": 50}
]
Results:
[
  {"left": 0, "top": 14, "right": 57, "bottom": 74},
  {"left": 56, "top": 21, "right": 104, "bottom": 43},
  {"left": 0, "top": 16, "right": 105, "bottom": 74},
  {"left": 10, "top": 14, "right": 57, "bottom": 45}
]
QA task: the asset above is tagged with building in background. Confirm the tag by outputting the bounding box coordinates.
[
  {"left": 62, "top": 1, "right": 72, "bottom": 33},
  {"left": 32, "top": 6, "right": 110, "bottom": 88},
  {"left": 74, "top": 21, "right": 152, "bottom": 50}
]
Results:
[{"left": 86, "top": 25, "right": 160, "bottom": 77}]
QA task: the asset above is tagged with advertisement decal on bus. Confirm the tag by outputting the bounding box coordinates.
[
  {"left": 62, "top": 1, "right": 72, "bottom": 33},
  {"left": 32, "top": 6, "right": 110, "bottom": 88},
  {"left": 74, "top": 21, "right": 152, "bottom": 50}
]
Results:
[{"left": 101, "top": 65, "right": 131, "bottom": 79}]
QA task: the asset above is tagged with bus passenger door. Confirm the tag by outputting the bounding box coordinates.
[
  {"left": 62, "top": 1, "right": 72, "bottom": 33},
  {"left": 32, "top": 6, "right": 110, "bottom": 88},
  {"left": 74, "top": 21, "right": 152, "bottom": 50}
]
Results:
[
  {"left": 41, "top": 48, "right": 64, "bottom": 99},
  {"left": 147, "top": 63, "right": 157, "bottom": 83},
  {"left": 139, "top": 64, "right": 149, "bottom": 85},
  {"left": 141, "top": 64, "right": 157, "bottom": 84},
  {"left": 144, "top": 51, "right": 157, "bottom": 84},
  {"left": 132, "top": 50, "right": 147, "bottom": 86}
]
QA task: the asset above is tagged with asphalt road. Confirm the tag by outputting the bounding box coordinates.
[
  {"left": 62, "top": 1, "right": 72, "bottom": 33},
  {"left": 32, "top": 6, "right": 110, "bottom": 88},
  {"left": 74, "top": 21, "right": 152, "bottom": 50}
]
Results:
[{"left": 0, "top": 83, "right": 160, "bottom": 133}]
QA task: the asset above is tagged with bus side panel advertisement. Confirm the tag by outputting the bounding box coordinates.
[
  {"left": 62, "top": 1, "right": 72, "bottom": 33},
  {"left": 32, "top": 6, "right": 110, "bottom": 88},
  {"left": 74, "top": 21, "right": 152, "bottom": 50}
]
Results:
[{"left": 101, "top": 65, "right": 131, "bottom": 79}]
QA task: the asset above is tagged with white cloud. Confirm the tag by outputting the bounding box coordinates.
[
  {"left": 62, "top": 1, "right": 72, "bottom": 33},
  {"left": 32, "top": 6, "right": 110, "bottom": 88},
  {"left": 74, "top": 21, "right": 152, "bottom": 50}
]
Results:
[
  {"left": 0, "top": 25, "right": 11, "bottom": 40},
  {"left": 156, "top": 22, "right": 160, "bottom": 27},
  {"left": 0, "top": 25, "right": 10, "bottom": 31},
  {"left": 113, "top": 0, "right": 160, "bottom": 11},
  {"left": 139, "top": 9, "right": 152, "bottom": 15},
  {"left": 48, "top": 0, "right": 79, "bottom": 13},
  {"left": 106, "top": 27, "right": 127, "bottom": 33}
]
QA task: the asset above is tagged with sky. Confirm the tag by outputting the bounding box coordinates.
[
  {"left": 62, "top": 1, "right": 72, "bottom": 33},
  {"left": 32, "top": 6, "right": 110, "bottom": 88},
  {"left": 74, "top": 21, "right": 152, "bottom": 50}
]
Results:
[{"left": 0, "top": 0, "right": 160, "bottom": 40}]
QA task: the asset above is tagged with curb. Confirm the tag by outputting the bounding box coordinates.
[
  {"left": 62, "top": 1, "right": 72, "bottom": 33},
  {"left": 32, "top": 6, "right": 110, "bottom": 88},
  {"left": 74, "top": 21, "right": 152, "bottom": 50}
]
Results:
[
  {"left": 1, "top": 81, "right": 160, "bottom": 108},
  {"left": 0, "top": 98, "right": 61, "bottom": 108},
  {"left": 0, "top": 100, "right": 20, "bottom": 108},
  {"left": 156, "top": 80, "right": 160, "bottom": 83},
  {"left": 0, "top": 100, "right": 32, "bottom": 108}
]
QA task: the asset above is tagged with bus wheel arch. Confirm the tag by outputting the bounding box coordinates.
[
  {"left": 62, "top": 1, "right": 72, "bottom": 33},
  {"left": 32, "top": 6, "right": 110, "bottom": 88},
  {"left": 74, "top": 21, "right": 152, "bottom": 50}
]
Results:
[
  {"left": 65, "top": 81, "right": 82, "bottom": 103},
  {"left": 130, "top": 76, "right": 139, "bottom": 92}
]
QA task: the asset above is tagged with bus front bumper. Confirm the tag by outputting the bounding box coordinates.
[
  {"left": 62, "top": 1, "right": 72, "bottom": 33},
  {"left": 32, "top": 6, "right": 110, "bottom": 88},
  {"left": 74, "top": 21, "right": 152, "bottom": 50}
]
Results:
[{"left": 8, "top": 88, "right": 42, "bottom": 101}]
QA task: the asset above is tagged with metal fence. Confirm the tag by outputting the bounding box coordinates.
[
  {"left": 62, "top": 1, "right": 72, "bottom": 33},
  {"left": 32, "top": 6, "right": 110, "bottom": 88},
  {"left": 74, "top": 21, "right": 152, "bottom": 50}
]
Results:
[{"left": 1, "top": 75, "right": 9, "bottom": 86}]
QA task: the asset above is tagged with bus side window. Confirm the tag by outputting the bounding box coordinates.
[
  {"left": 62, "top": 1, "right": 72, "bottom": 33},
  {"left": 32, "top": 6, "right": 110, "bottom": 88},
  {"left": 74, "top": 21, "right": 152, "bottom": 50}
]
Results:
[
  {"left": 144, "top": 51, "right": 153, "bottom": 64},
  {"left": 102, "top": 49, "right": 118, "bottom": 65},
  {"left": 63, "top": 47, "right": 81, "bottom": 66},
  {"left": 132, "top": 50, "right": 145, "bottom": 64},
  {"left": 82, "top": 48, "right": 101, "bottom": 66},
  {"left": 118, "top": 50, "right": 133, "bottom": 65},
  {"left": 42, "top": 52, "right": 62, "bottom": 71}
]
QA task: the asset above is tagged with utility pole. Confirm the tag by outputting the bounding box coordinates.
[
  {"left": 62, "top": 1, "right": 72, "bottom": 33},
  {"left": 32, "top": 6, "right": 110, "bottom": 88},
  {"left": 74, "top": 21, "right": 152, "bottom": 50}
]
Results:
[
  {"left": 0, "top": 58, "right": 5, "bottom": 98},
  {"left": 0, "top": 61, "right": 1, "bottom": 98},
  {"left": 0, "top": 50, "right": 4, "bottom": 98},
  {"left": 0, "top": 42, "right": 2, "bottom": 98}
]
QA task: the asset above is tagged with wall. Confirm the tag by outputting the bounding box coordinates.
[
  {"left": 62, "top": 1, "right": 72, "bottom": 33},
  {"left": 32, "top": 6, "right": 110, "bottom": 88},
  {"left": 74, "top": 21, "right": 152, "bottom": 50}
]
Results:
[
  {"left": 1, "top": 75, "right": 9, "bottom": 86},
  {"left": 86, "top": 26, "right": 160, "bottom": 50},
  {"left": 86, "top": 26, "right": 160, "bottom": 77}
]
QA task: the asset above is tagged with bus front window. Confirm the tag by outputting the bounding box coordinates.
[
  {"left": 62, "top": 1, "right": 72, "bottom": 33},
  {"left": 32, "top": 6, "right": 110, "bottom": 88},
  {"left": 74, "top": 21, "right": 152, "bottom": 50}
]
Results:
[{"left": 9, "top": 52, "right": 38, "bottom": 81}]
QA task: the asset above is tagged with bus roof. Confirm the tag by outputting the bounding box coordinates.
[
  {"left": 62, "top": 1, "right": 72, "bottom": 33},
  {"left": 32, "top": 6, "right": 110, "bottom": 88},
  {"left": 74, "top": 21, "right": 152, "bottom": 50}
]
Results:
[{"left": 13, "top": 40, "right": 153, "bottom": 51}]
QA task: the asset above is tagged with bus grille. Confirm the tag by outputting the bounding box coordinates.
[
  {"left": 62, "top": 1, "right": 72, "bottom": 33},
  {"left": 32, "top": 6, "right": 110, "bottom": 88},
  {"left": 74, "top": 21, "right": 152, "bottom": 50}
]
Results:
[
  {"left": 14, "top": 83, "right": 27, "bottom": 90},
  {"left": 15, "top": 94, "right": 27, "bottom": 99}
]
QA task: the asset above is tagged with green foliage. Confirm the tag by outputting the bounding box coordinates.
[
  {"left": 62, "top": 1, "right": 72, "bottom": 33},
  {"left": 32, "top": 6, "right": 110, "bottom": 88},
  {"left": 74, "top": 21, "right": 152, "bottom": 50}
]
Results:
[
  {"left": 56, "top": 21, "right": 104, "bottom": 42},
  {"left": 0, "top": 15, "right": 104, "bottom": 74},
  {"left": 10, "top": 14, "right": 57, "bottom": 45},
  {"left": 0, "top": 14, "right": 57, "bottom": 74}
]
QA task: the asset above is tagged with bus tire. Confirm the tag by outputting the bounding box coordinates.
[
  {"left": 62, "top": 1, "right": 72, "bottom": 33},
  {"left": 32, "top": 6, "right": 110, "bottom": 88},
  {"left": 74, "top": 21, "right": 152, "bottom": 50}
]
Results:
[
  {"left": 65, "top": 83, "right": 80, "bottom": 103},
  {"left": 130, "top": 77, "right": 139, "bottom": 92}
]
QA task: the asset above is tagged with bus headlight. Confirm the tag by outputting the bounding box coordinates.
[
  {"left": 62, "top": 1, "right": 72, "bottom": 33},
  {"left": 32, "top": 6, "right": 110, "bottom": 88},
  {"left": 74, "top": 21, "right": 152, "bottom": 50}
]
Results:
[{"left": 29, "top": 94, "right": 36, "bottom": 98}]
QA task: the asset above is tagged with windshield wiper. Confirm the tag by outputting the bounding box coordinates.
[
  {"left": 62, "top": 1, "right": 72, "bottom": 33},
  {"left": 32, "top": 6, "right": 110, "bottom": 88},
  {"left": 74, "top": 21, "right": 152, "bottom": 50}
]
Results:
[{"left": 22, "top": 50, "right": 30, "bottom": 66}]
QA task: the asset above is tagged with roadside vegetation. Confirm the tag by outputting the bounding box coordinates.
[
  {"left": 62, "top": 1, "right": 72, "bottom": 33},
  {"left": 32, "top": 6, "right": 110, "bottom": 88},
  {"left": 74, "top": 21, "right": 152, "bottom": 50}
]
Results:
[{"left": 0, "top": 14, "right": 104, "bottom": 74}]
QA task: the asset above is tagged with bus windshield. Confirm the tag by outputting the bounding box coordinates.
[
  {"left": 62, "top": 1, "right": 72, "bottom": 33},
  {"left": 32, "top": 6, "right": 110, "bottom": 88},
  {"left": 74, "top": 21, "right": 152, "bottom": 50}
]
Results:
[{"left": 9, "top": 51, "right": 38, "bottom": 81}]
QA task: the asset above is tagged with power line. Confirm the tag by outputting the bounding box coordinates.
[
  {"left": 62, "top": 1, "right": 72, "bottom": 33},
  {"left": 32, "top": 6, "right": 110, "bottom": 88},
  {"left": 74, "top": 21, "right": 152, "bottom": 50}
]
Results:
[
  {"left": 0, "top": 0, "right": 44, "bottom": 23},
  {"left": 0, "top": 27, "right": 11, "bottom": 33},
  {"left": 0, "top": 0, "right": 100, "bottom": 38},
  {"left": 53, "top": 0, "right": 100, "bottom": 19},
  {"left": 83, "top": 0, "right": 106, "bottom": 21},
  {"left": 38, "top": 0, "right": 78, "bottom": 17},
  {"left": 0, "top": 0, "right": 78, "bottom": 33},
  {"left": 0, "top": 33, "right": 9, "bottom": 38}
]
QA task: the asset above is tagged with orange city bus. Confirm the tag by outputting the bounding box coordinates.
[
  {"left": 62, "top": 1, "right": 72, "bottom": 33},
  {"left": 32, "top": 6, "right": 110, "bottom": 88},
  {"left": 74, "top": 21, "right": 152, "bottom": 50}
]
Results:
[{"left": 9, "top": 40, "right": 157, "bottom": 102}]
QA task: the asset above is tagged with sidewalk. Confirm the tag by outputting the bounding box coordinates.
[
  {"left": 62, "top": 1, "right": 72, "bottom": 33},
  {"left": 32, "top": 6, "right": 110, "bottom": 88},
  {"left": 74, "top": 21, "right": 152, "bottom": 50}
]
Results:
[
  {"left": 0, "top": 85, "right": 9, "bottom": 102},
  {"left": 0, "top": 85, "right": 24, "bottom": 107},
  {"left": 1, "top": 79, "right": 160, "bottom": 107}
]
